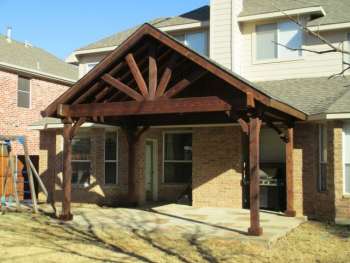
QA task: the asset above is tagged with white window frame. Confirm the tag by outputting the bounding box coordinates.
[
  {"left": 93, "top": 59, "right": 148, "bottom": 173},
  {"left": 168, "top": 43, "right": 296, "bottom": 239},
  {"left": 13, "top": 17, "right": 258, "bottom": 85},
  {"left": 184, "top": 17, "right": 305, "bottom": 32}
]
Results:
[
  {"left": 104, "top": 130, "right": 119, "bottom": 185},
  {"left": 318, "top": 123, "right": 328, "bottom": 192},
  {"left": 343, "top": 121, "right": 350, "bottom": 195},
  {"left": 173, "top": 30, "right": 209, "bottom": 56},
  {"left": 253, "top": 20, "right": 303, "bottom": 64},
  {"left": 17, "top": 76, "right": 31, "bottom": 109},
  {"left": 162, "top": 130, "right": 193, "bottom": 185},
  {"left": 71, "top": 133, "right": 92, "bottom": 188}
]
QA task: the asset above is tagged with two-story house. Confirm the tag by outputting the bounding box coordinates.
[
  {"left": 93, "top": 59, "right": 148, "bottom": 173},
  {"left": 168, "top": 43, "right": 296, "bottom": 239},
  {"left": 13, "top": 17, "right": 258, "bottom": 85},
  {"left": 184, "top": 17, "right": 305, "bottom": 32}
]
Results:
[
  {"left": 0, "top": 28, "right": 78, "bottom": 200},
  {"left": 35, "top": 0, "right": 350, "bottom": 232}
]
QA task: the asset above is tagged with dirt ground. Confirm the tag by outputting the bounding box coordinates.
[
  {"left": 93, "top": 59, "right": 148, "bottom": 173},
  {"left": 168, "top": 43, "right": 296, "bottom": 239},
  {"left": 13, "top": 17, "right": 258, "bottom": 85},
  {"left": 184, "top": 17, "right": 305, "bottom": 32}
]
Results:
[{"left": 0, "top": 210, "right": 349, "bottom": 263}]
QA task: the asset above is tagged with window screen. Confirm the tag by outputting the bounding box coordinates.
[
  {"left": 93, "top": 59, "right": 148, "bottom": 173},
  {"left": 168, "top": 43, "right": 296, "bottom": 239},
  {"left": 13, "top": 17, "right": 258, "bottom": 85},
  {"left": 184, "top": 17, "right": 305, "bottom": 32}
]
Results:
[
  {"left": 71, "top": 134, "right": 91, "bottom": 187},
  {"left": 105, "top": 132, "right": 118, "bottom": 185},
  {"left": 318, "top": 124, "right": 327, "bottom": 192},
  {"left": 17, "top": 76, "right": 30, "bottom": 108},
  {"left": 256, "top": 23, "right": 278, "bottom": 60}
]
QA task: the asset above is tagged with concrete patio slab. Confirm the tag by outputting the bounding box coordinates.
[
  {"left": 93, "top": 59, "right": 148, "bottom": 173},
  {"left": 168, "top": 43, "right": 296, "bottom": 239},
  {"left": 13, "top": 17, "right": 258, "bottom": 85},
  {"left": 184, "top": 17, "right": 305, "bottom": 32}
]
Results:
[{"left": 55, "top": 203, "right": 305, "bottom": 245}]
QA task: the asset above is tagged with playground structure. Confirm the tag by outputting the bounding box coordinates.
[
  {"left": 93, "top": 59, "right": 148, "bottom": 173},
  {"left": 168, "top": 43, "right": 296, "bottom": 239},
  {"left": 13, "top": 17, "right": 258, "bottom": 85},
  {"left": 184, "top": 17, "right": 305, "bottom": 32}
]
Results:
[{"left": 0, "top": 135, "right": 47, "bottom": 214}]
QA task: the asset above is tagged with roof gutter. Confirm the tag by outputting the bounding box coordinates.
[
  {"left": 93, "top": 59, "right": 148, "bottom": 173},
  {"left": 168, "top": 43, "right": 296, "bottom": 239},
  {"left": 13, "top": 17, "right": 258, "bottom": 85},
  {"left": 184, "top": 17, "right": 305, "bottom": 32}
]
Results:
[
  {"left": 238, "top": 6, "right": 325, "bottom": 22},
  {"left": 308, "top": 113, "right": 350, "bottom": 121},
  {"left": 0, "top": 62, "right": 77, "bottom": 86},
  {"left": 308, "top": 22, "right": 350, "bottom": 32}
]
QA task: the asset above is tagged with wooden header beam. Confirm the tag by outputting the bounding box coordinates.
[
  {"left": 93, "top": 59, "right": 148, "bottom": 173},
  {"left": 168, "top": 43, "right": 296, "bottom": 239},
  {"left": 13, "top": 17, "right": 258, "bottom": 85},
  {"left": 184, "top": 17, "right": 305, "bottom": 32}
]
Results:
[{"left": 58, "top": 96, "right": 231, "bottom": 118}]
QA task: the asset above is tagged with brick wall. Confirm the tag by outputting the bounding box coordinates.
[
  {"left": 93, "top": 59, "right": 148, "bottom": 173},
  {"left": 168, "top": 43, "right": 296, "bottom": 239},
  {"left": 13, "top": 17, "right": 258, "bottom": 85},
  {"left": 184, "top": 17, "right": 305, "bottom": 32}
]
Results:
[
  {"left": 0, "top": 70, "right": 70, "bottom": 155},
  {"left": 192, "top": 126, "right": 243, "bottom": 208}
]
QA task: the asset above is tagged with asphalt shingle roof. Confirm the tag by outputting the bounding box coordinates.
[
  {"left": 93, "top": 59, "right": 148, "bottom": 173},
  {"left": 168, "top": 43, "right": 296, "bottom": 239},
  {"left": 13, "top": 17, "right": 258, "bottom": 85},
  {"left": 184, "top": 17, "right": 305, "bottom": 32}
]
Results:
[
  {"left": 77, "top": 6, "right": 209, "bottom": 51},
  {"left": 257, "top": 77, "right": 350, "bottom": 115},
  {"left": 240, "top": 0, "right": 350, "bottom": 27},
  {"left": 0, "top": 34, "right": 78, "bottom": 81}
]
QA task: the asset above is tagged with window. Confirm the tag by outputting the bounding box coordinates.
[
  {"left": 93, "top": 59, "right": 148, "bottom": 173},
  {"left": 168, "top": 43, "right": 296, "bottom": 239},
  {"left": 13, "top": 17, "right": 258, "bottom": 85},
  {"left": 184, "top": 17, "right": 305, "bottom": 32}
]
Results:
[
  {"left": 344, "top": 33, "right": 350, "bottom": 64},
  {"left": 86, "top": 62, "right": 98, "bottom": 73},
  {"left": 163, "top": 132, "right": 192, "bottom": 184},
  {"left": 173, "top": 31, "right": 209, "bottom": 56},
  {"left": 318, "top": 124, "right": 328, "bottom": 192},
  {"left": 105, "top": 131, "right": 118, "bottom": 185},
  {"left": 343, "top": 122, "right": 350, "bottom": 194},
  {"left": 17, "top": 76, "right": 30, "bottom": 108},
  {"left": 71, "top": 134, "right": 91, "bottom": 187},
  {"left": 256, "top": 21, "right": 302, "bottom": 61}
]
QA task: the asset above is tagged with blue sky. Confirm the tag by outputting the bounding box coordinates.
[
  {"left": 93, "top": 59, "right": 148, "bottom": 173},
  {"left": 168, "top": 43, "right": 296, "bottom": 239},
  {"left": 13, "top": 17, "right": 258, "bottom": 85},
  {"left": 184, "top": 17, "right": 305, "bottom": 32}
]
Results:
[{"left": 0, "top": 0, "right": 208, "bottom": 60}]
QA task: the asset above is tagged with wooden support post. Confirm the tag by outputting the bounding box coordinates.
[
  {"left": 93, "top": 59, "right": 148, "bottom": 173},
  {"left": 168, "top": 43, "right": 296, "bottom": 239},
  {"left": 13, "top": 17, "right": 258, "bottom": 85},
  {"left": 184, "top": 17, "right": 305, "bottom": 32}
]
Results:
[
  {"left": 126, "top": 127, "right": 138, "bottom": 205},
  {"left": 285, "top": 127, "right": 296, "bottom": 217},
  {"left": 60, "top": 120, "right": 73, "bottom": 220},
  {"left": 248, "top": 117, "right": 263, "bottom": 236},
  {"left": 23, "top": 137, "right": 38, "bottom": 213}
]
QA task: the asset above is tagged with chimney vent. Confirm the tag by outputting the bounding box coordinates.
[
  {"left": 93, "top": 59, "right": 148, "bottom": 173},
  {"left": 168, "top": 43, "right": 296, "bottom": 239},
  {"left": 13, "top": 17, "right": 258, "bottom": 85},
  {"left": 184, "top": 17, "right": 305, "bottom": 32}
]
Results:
[{"left": 6, "top": 26, "right": 12, "bottom": 42}]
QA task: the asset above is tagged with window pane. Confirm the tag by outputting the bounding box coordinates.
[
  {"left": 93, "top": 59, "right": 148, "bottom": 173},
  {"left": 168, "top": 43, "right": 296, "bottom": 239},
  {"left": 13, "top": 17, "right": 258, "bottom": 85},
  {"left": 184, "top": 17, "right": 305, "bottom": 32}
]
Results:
[
  {"left": 278, "top": 21, "right": 302, "bottom": 59},
  {"left": 344, "top": 123, "right": 350, "bottom": 164},
  {"left": 345, "top": 33, "right": 350, "bottom": 64},
  {"left": 72, "top": 136, "right": 91, "bottom": 160},
  {"left": 185, "top": 31, "right": 208, "bottom": 56},
  {"left": 164, "top": 163, "right": 192, "bottom": 183},
  {"left": 256, "top": 23, "right": 277, "bottom": 60},
  {"left": 173, "top": 34, "right": 185, "bottom": 44},
  {"left": 320, "top": 124, "right": 327, "bottom": 162},
  {"left": 17, "top": 91, "right": 30, "bottom": 108},
  {"left": 105, "top": 162, "right": 117, "bottom": 184},
  {"left": 164, "top": 133, "right": 192, "bottom": 160},
  {"left": 319, "top": 163, "right": 327, "bottom": 191},
  {"left": 105, "top": 132, "right": 117, "bottom": 160},
  {"left": 72, "top": 162, "right": 91, "bottom": 187},
  {"left": 18, "top": 77, "right": 30, "bottom": 92}
]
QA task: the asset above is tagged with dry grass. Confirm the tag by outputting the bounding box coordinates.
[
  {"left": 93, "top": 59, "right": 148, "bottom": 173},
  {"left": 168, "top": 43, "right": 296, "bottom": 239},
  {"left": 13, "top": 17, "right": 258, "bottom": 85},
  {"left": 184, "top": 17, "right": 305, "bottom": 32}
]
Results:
[{"left": 0, "top": 211, "right": 349, "bottom": 263}]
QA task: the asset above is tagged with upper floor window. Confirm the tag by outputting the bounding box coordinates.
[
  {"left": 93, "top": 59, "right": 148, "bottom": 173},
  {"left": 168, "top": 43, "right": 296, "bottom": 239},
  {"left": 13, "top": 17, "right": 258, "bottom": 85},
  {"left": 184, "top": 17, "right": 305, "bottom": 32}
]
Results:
[
  {"left": 255, "top": 21, "right": 302, "bottom": 61},
  {"left": 173, "top": 31, "right": 209, "bottom": 56},
  {"left": 318, "top": 124, "right": 328, "bottom": 192},
  {"left": 86, "top": 62, "right": 98, "bottom": 73},
  {"left": 343, "top": 122, "right": 350, "bottom": 194},
  {"left": 17, "top": 76, "right": 30, "bottom": 108},
  {"left": 344, "top": 33, "right": 350, "bottom": 64}
]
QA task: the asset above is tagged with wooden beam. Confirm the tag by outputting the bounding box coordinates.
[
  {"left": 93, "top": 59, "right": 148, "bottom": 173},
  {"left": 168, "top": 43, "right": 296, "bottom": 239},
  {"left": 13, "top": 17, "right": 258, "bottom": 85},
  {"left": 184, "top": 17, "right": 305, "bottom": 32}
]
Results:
[
  {"left": 60, "top": 120, "right": 73, "bottom": 221},
  {"left": 248, "top": 117, "right": 263, "bottom": 236},
  {"left": 162, "top": 70, "right": 206, "bottom": 99},
  {"left": 102, "top": 74, "right": 144, "bottom": 102},
  {"left": 72, "top": 81, "right": 103, "bottom": 105},
  {"left": 156, "top": 53, "right": 178, "bottom": 97},
  {"left": 95, "top": 87, "right": 111, "bottom": 102},
  {"left": 125, "top": 53, "right": 149, "bottom": 98},
  {"left": 246, "top": 92, "right": 255, "bottom": 108},
  {"left": 70, "top": 117, "right": 86, "bottom": 138},
  {"left": 148, "top": 46, "right": 157, "bottom": 100},
  {"left": 60, "top": 96, "right": 232, "bottom": 118},
  {"left": 285, "top": 127, "right": 296, "bottom": 217},
  {"left": 238, "top": 118, "right": 249, "bottom": 135}
]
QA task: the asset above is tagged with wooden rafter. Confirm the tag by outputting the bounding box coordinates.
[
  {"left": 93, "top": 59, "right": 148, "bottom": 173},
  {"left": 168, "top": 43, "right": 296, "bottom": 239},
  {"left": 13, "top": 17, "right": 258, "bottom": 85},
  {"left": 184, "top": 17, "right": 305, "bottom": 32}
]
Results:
[
  {"left": 162, "top": 69, "right": 206, "bottom": 98},
  {"left": 102, "top": 74, "right": 144, "bottom": 102},
  {"left": 156, "top": 53, "right": 179, "bottom": 97},
  {"left": 125, "top": 53, "right": 149, "bottom": 98},
  {"left": 148, "top": 45, "right": 157, "bottom": 100},
  {"left": 58, "top": 96, "right": 231, "bottom": 118}
]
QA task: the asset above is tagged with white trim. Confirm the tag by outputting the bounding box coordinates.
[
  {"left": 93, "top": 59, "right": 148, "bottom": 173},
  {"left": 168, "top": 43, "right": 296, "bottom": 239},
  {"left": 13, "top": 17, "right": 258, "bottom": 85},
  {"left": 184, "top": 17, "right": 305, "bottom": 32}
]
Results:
[
  {"left": 342, "top": 121, "right": 350, "bottom": 195},
  {"left": 158, "top": 21, "right": 209, "bottom": 32},
  {"left": 308, "top": 113, "right": 350, "bottom": 121},
  {"left": 162, "top": 130, "right": 192, "bottom": 184},
  {"left": 28, "top": 122, "right": 117, "bottom": 130},
  {"left": 238, "top": 6, "right": 326, "bottom": 22},
  {"left": 74, "top": 46, "right": 118, "bottom": 56},
  {"left": 104, "top": 130, "right": 119, "bottom": 185},
  {"left": 308, "top": 22, "right": 350, "bottom": 32},
  {"left": 0, "top": 62, "right": 76, "bottom": 85},
  {"left": 145, "top": 138, "right": 158, "bottom": 201}
]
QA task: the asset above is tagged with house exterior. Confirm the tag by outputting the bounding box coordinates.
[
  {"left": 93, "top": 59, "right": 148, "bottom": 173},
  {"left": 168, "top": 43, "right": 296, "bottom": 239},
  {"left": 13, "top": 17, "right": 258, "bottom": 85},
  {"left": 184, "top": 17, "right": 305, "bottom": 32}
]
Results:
[
  {"left": 34, "top": 0, "right": 350, "bottom": 228},
  {"left": 0, "top": 29, "right": 78, "bottom": 199}
]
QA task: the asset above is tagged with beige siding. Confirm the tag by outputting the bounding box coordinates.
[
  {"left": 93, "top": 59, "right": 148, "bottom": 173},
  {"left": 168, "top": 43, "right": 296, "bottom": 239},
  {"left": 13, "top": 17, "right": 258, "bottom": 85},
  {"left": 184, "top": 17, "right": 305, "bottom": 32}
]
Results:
[
  {"left": 240, "top": 22, "right": 347, "bottom": 81},
  {"left": 210, "top": 0, "right": 233, "bottom": 69}
]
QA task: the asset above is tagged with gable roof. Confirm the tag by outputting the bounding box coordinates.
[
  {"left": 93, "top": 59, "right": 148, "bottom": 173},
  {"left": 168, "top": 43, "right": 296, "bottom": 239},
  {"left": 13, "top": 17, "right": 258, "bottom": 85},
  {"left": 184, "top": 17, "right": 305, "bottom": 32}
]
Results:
[
  {"left": 240, "top": 0, "right": 350, "bottom": 27},
  {"left": 76, "top": 6, "right": 209, "bottom": 52},
  {"left": 257, "top": 77, "right": 350, "bottom": 116},
  {"left": 0, "top": 34, "right": 78, "bottom": 83},
  {"left": 44, "top": 23, "right": 305, "bottom": 121}
]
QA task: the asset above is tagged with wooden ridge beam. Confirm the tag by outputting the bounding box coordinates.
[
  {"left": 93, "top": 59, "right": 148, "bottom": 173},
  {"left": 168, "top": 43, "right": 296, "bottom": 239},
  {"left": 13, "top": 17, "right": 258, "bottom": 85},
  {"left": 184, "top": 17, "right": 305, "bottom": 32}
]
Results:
[
  {"left": 125, "top": 53, "right": 149, "bottom": 98},
  {"left": 102, "top": 74, "right": 144, "bottom": 102},
  {"left": 58, "top": 96, "right": 231, "bottom": 118}
]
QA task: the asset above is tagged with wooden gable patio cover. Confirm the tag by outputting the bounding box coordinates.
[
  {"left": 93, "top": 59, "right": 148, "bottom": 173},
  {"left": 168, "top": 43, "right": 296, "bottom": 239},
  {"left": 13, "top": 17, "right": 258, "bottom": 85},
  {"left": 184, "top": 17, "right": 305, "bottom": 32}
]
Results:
[{"left": 43, "top": 24, "right": 306, "bottom": 236}]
